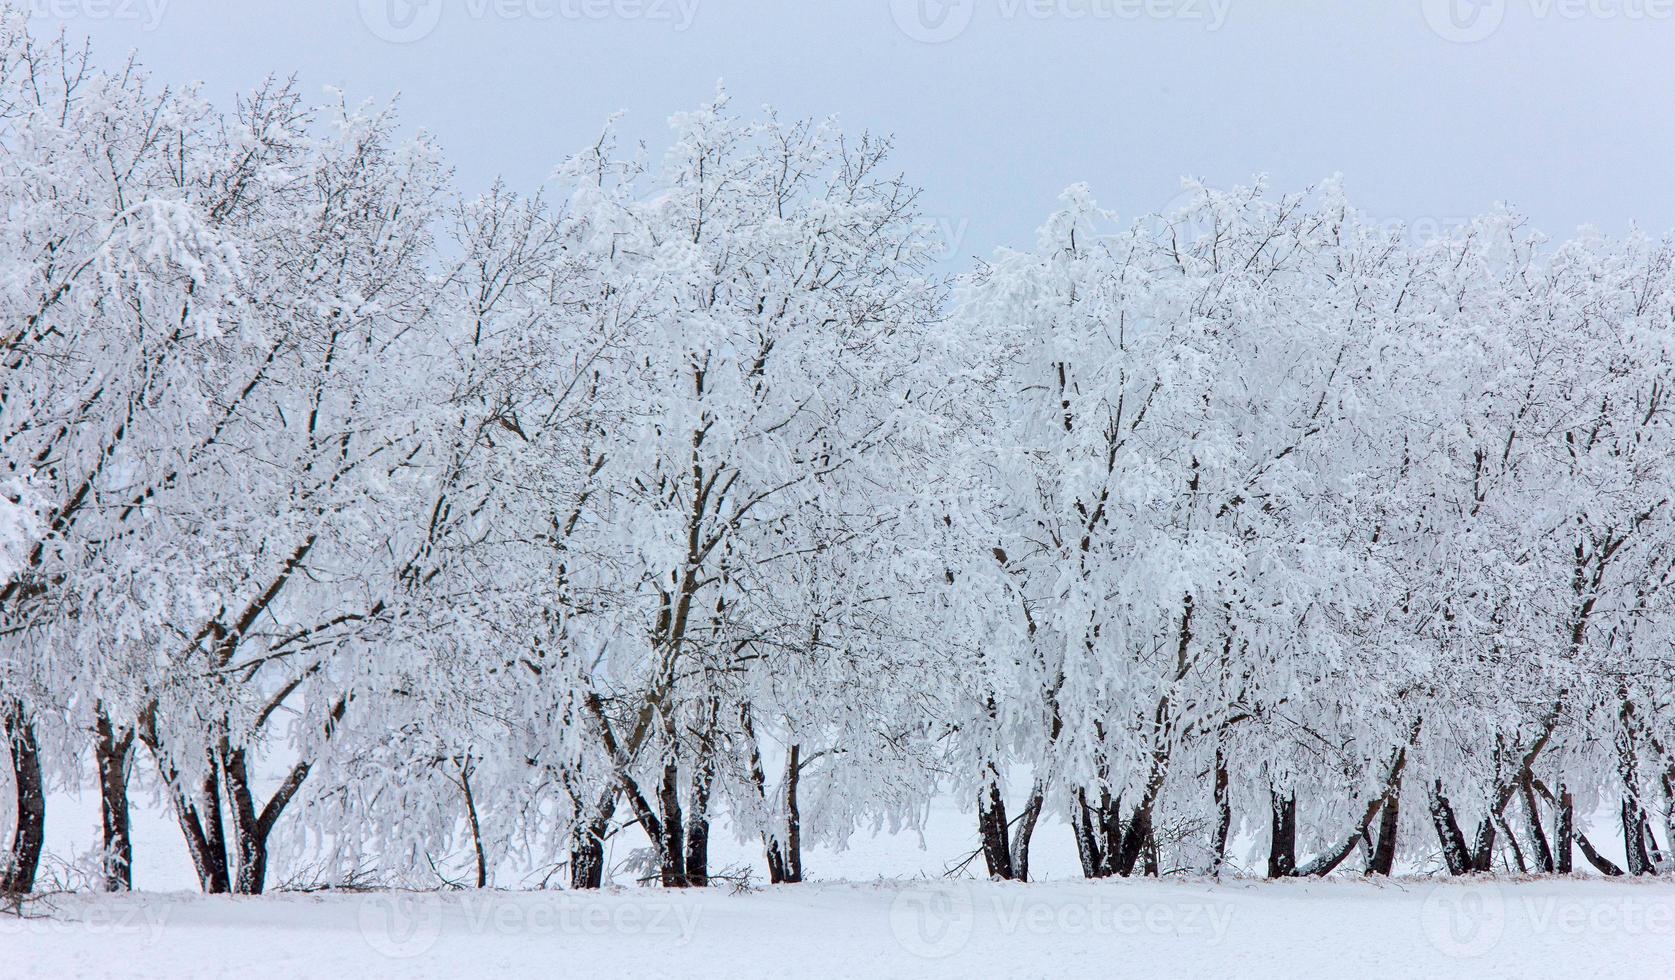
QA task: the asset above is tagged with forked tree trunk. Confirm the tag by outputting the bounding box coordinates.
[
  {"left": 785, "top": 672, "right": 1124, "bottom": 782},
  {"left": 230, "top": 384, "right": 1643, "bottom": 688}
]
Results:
[
  {"left": 95, "top": 712, "right": 135, "bottom": 891},
  {"left": 1072, "top": 787, "right": 1124, "bottom": 879},
  {"left": 976, "top": 771, "right": 1044, "bottom": 881},
  {"left": 570, "top": 790, "right": 616, "bottom": 890},
  {"left": 1010, "top": 782, "right": 1046, "bottom": 883},
  {"left": 162, "top": 758, "right": 231, "bottom": 894},
  {"left": 2, "top": 704, "right": 45, "bottom": 895},
  {"left": 221, "top": 747, "right": 271, "bottom": 895},
  {"left": 1622, "top": 799, "right": 1655, "bottom": 876},
  {"left": 1521, "top": 778, "right": 1555, "bottom": 874},
  {"left": 763, "top": 745, "right": 803, "bottom": 885}
]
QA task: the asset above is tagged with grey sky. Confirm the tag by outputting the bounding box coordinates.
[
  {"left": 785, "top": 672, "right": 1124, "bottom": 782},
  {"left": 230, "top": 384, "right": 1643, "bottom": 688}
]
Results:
[{"left": 35, "top": 0, "right": 1675, "bottom": 266}]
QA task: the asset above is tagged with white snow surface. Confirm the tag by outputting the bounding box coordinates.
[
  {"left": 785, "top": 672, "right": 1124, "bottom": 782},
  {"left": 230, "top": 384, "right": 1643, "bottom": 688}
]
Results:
[{"left": 7, "top": 877, "right": 1675, "bottom": 978}]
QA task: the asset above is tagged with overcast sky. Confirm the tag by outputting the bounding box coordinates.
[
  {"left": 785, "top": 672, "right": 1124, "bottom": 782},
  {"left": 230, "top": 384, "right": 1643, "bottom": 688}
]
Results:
[{"left": 35, "top": 0, "right": 1675, "bottom": 265}]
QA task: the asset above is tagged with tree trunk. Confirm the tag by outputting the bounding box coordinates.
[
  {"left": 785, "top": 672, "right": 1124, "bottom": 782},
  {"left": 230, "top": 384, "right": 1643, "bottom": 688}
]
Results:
[
  {"left": 2, "top": 704, "right": 45, "bottom": 895},
  {"left": 1618, "top": 698, "right": 1655, "bottom": 875},
  {"left": 1521, "top": 778, "right": 1554, "bottom": 874},
  {"left": 220, "top": 746, "right": 270, "bottom": 895},
  {"left": 977, "top": 777, "right": 1014, "bottom": 880},
  {"left": 1211, "top": 746, "right": 1232, "bottom": 875},
  {"left": 1368, "top": 793, "right": 1400, "bottom": 876},
  {"left": 170, "top": 761, "right": 231, "bottom": 893},
  {"left": 656, "top": 761, "right": 687, "bottom": 887},
  {"left": 95, "top": 711, "right": 135, "bottom": 892},
  {"left": 1621, "top": 799, "right": 1653, "bottom": 876},
  {"left": 1428, "top": 783, "right": 1474, "bottom": 876},
  {"left": 1009, "top": 782, "right": 1045, "bottom": 883},
  {"left": 570, "top": 789, "right": 616, "bottom": 890},
  {"left": 1469, "top": 817, "right": 1497, "bottom": 873},
  {"left": 1555, "top": 787, "right": 1574, "bottom": 874},
  {"left": 459, "top": 757, "right": 488, "bottom": 888},
  {"left": 763, "top": 744, "right": 803, "bottom": 884},
  {"left": 1575, "top": 829, "right": 1625, "bottom": 876},
  {"left": 1073, "top": 788, "right": 1108, "bottom": 879},
  {"left": 683, "top": 757, "right": 714, "bottom": 888},
  {"left": 1267, "top": 788, "right": 1297, "bottom": 878}
]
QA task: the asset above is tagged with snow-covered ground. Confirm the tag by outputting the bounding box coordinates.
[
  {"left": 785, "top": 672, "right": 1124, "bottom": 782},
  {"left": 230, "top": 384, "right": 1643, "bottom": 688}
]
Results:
[
  {"left": 7, "top": 877, "right": 1675, "bottom": 978},
  {"left": 22, "top": 787, "right": 1674, "bottom": 977}
]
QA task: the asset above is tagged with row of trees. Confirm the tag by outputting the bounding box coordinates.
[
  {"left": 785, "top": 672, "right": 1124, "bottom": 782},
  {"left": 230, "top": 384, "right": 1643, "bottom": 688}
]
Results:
[{"left": 3, "top": 15, "right": 1674, "bottom": 894}]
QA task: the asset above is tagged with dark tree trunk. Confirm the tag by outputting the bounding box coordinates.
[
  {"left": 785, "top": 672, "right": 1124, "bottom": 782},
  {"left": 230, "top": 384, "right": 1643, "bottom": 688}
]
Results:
[
  {"left": 1072, "top": 788, "right": 1107, "bottom": 879},
  {"left": 1498, "top": 816, "right": 1527, "bottom": 873},
  {"left": 683, "top": 756, "right": 714, "bottom": 888},
  {"left": 1622, "top": 800, "right": 1655, "bottom": 876},
  {"left": 2, "top": 705, "right": 45, "bottom": 895},
  {"left": 1555, "top": 787, "right": 1574, "bottom": 874},
  {"left": 977, "top": 778, "right": 1015, "bottom": 880},
  {"left": 1010, "top": 783, "right": 1045, "bottom": 883},
  {"left": 1575, "top": 830, "right": 1625, "bottom": 876},
  {"left": 570, "top": 790, "right": 615, "bottom": 890},
  {"left": 1114, "top": 796, "right": 1162, "bottom": 878},
  {"left": 459, "top": 758, "right": 487, "bottom": 888},
  {"left": 1469, "top": 817, "right": 1497, "bottom": 873},
  {"left": 1644, "top": 809, "right": 1665, "bottom": 867},
  {"left": 740, "top": 705, "right": 805, "bottom": 886},
  {"left": 1429, "top": 783, "right": 1474, "bottom": 876},
  {"left": 1072, "top": 786, "right": 1126, "bottom": 879},
  {"left": 1267, "top": 789, "right": 1297, "bottom": 878},
  {"left": 763, "top": 744, "right": 803, "bottom": 885},
  {"left": 1617, "top": 698, "right": 1655, "bottom": 876},
  {"left": 1368, "top": 793, "right": 1400, "bottom": 876},
  {"left": 95, "top": 712, "right": 135, "bottom": 892},
  {"left": 172, "top": 762, "right": 231, "bottom": 894},
  {"left": 656, "top": 761, "right": 687, "bottom": 888},
  {"left": 140, "top": 719, "right": 230, "bottom": 894},
  {"left": 220, "top": 747, "right": 269, "bottom": 895},
  {"left": 1211, "top": 746, "right": 1232, "bottom": 875},
  {"left": 1521, "top": 778, "right": 1554, "bottom": 874}
]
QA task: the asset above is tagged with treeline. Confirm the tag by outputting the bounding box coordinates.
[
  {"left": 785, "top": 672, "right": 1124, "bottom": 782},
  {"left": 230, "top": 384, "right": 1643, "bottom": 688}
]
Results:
[{"left": 2, "top": 12, "right": 1674, "bottom": 895}]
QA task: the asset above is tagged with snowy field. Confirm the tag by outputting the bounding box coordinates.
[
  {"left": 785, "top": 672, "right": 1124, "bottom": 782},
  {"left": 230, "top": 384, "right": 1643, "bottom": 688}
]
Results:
[
  {"left": 7, "top": 877, "right": 1675, "bottom": 978},
  {"left": 17, "top": 788, "right": 1675, "bottom": 977}
]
